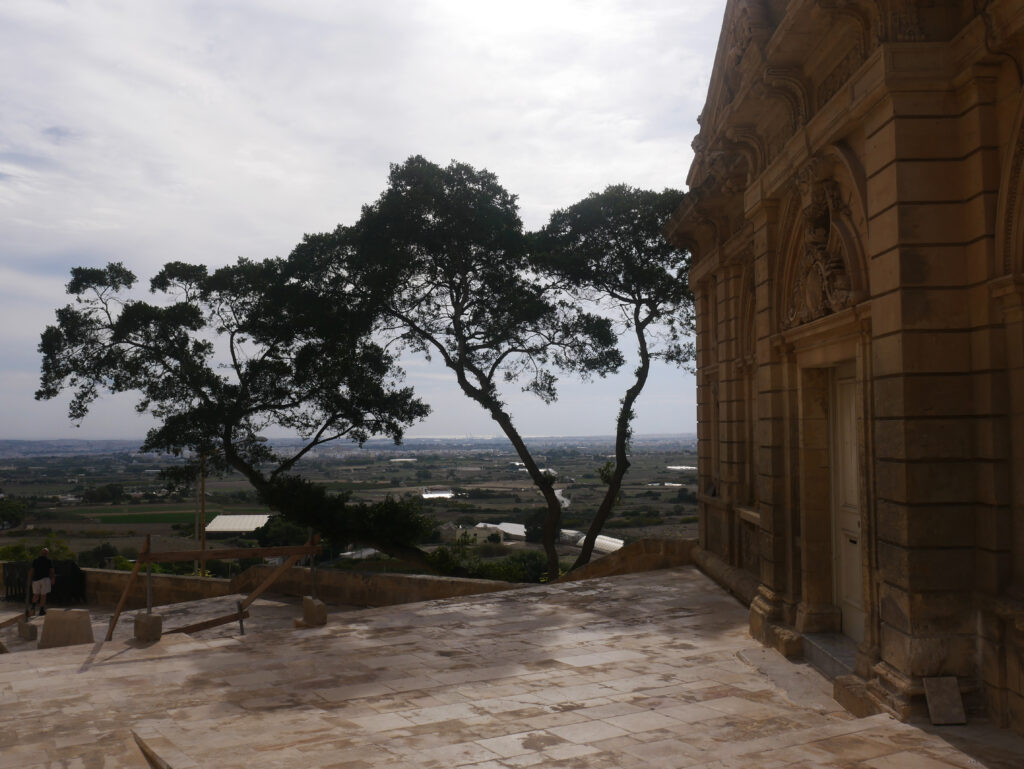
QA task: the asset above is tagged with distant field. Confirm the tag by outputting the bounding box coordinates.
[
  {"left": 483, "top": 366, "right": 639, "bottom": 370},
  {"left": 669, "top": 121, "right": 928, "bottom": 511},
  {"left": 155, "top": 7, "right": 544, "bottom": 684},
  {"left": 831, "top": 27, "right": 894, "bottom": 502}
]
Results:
[{"left": 92, "top": 512, "right": 199, "bottom": 524}]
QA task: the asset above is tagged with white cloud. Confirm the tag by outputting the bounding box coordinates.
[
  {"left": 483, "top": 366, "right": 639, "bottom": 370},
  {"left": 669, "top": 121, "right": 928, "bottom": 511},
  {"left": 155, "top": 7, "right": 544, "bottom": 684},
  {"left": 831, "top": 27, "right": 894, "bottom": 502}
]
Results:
[{"left": 0, "top": 0, "right": 723, "bottom": 440}]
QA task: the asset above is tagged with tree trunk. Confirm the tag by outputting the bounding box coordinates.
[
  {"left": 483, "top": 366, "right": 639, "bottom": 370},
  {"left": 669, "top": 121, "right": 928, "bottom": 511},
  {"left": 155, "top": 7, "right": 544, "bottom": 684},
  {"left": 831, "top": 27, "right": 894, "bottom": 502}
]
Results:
[{"left": 572, "top": 321, "right": 651, "bottom": 570}]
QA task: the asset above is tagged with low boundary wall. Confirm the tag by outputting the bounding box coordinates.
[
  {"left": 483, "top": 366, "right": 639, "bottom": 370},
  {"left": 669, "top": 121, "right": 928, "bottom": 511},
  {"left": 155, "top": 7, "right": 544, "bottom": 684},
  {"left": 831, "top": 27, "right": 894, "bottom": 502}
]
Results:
[
  {"left": 2, "top": 563, "right": 520, "bottom": 610},
  {"left": 5, "top": 540, "right": 696, "bottom": 613},
  {"left": 84, "top": 568, "right": 235, "bottom": 610},
  {"left": 560, "top": 538, "right": 697, "bottom": 582},
  {"left": 230, "top": 566, "right": 520, "bottom": 607}
]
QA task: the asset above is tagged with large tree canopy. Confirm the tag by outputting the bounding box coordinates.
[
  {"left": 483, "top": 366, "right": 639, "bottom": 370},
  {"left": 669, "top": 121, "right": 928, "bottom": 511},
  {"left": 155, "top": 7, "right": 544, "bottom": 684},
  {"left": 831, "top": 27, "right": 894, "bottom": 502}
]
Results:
[
  {"left": 37, "top": 258, "right": 436, "bottom": 567},
  {"left": 319, "top": 156, "right": 625, "bottom": 579},
  {"left": 533, "top": 184, "right": 693, "bottom": 568}
]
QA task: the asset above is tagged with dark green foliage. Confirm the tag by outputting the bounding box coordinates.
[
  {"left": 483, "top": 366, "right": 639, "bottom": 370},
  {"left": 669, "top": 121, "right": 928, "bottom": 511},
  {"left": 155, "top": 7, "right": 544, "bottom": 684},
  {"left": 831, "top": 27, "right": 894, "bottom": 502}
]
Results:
[
  {"left": 524, "top": 508, "right": 546, "bottom": 543},
  {"left": 675, "top": 486, "right": 698, "bottom": 504},
  {"left": 81, "top": 484, "right": 125, "bottom": 504},
  {"left": 479, "top": 550, "right": 549, "bottom": 583},
  {"left": 427, "top": 531, "right": 549, "bottom": 583},
  {"left": 37, "top": 256, "right": 434, "bottom": 568},
  {"left": 253, "top": 515, "right": 308, "bottom": 547},
  {"left": 331, "top": 156, "right": 624, "bottom": 581},
  {"left": 0, "top": 536, "right": 74, "bottom": 562},
  {"left": 76, "top": 542, "right": 119, "bottom": 567},
  {"left": 532, "top": 184, "right": 694, "bottom": 570},
  {"left": 0, "top": 498, "right": 26, "bottom": 530}
]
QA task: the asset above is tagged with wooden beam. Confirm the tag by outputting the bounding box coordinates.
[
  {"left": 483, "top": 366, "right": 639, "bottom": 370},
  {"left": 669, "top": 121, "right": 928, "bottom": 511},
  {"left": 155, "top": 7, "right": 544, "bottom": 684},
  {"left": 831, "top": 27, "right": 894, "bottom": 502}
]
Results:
[
  {"left": 137, "top": 544, "right": 321, "bottom": 564},
  {"left": 166, "top": 609, "right": 250, "bottom": 636},
  {"left": 0, "top": 613, "right": 24, "bottom": 630},
  {"left": 106, "top": 535, "right": 151, "bottom": 642},
  {"left": 131, "top": 731, "right": 173, "bottom": 769},
  {"left": 239, "top": 535, "right": 319, "bottom": 612}
]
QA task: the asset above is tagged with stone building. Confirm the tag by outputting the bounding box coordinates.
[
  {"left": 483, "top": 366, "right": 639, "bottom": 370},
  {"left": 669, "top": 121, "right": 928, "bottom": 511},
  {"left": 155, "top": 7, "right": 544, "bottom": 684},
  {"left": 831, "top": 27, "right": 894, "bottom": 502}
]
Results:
[{"left": 667, "top": 0, "right": 1024, "bottom": 730}]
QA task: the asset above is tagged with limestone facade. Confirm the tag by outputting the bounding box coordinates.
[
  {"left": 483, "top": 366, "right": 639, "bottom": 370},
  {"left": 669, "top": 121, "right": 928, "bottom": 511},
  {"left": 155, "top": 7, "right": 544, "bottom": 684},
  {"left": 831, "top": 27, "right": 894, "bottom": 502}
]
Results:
[{"left": 667, "top": 0, "right": 1024, "bottom": 731}]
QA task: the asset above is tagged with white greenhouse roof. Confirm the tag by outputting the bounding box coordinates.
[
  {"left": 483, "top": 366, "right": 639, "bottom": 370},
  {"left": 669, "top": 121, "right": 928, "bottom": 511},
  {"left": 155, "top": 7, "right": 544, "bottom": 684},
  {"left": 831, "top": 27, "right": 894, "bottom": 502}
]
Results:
[{"left": 205, "top": 514, "right": 271, "bottom": 533}]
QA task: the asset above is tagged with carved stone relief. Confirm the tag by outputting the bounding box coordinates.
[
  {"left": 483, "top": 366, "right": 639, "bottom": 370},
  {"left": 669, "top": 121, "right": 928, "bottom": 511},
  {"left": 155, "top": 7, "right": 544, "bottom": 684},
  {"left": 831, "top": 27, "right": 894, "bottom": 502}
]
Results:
[
  {"left": 783, "top": 179, "right": 854, "bottom": 329},
  {"left": 1002, "top": 131, "right": 1024, "bottom": 275},
  {"left": 817, "top": 45, "right": 865, "bottom": 109},
  {"left": 891, "top": 0, "right": 925, "bottom": 41}
]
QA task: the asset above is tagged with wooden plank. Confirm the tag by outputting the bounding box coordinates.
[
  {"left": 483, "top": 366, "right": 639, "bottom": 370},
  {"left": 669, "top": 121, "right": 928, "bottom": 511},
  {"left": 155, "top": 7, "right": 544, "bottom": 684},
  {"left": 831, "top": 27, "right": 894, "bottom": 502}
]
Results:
[
  {"left": 137, "top": 544, "right": 320, "bottom": 564},
  {"left": 105, "top": 535, "right": 150, "bottom": 642},
  {"left": 239, "top": 535, "right": 319, "bottom": 612},
  {"left": 166, "top": 609, "right": 250, "bottom": 636},
  {"left": 131, "top": 731, "right": 173, "bottom": 769},
  {"left": 0, "top": 613, "right": 24, "bottom": 630}
]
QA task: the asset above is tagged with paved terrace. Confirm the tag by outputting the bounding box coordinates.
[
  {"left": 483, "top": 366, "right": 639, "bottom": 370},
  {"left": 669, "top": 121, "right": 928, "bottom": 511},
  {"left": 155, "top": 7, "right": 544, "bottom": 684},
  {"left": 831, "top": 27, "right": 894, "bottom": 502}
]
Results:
[{"left": 3, "top": 566, "right": 1024, "bottom": 769}]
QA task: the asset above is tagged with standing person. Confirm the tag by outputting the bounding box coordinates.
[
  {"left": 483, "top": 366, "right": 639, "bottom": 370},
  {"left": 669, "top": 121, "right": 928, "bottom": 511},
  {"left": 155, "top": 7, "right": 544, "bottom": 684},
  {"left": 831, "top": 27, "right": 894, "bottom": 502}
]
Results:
[{"left": 28, "top": 547, "right": 55, "bottom": 617}]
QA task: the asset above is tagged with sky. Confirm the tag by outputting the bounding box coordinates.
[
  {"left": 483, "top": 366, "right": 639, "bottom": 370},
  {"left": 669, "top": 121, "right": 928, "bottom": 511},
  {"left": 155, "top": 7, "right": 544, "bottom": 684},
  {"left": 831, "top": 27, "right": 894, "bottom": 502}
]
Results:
[{"left": 0, "top": 0, "right": 725, "bottom": 442}]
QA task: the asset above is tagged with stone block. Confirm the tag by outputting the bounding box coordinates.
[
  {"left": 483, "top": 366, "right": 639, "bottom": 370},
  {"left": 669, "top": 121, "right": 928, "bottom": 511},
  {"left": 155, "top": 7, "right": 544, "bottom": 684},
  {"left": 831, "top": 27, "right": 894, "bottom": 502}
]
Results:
[
  {"left": 976, "top": 461, "right": 1011, "bottom": 506},
  {"left": 875, "top": 501, "right": 973, "bottom": 548},
  {"left": 974, "top": 505, "right": 1011, "bottom": 551},
  {"left": 899, "top": 246, "right": 970, "bottom": 287},
  {"left": 302, "top": 597, "right": 327, "bottom": 627},
  {"left": 877, "top": 540, "right": 975, "bottom": 592},
  {"left": 38, "top": 609, "right": 94, "bottom": 650},
  {"left": 875, "top": 457, "right": 975, "bottom": 505},
  {"left": 974, "top": 549, "right": 1012, "bottom": 594},
  {"left": 834, "top": 675, "right": 881, "bottom": 718},
  {"left": 879, "top": 624, "right": 976, "bottom": 678},
  {"left": 868, "top": 206, "right": 901, "bottom": 256},
  {"left": 870, "top": 290, "right": 903, "bottom": 336},
  {"left": 874, "top": 418, "right": 973, "bottom": 460},
  {"left": 974, "top": 416, "right": 1011, "bottom": 459},
  {"left": 18, "top": 620, "right": 37, "bottom": 641},
  {"left": 874, "top": 459, "right": 908, "bottom": 503},
  {"left": 134, "top": 613, "right": 163, "bottom": 643},
  {"left": 872, "top": 331, "right": 973, "bottom": 377},
  {"left": 878, "top": 582, "right": 973, "bottom": 635},
  {"left": 901, "top": 289, "right": 971, "bottom": 331},
  {"left": 978, "top": 633, "right": 1006, "bottom": 689}
]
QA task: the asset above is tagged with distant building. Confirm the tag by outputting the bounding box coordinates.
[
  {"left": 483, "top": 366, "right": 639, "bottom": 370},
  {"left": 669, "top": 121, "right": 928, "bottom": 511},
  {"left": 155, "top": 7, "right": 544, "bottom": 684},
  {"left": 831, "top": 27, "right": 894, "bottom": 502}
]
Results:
[{"left": 204, "top": 514, "right": 270, "bottom": 534}]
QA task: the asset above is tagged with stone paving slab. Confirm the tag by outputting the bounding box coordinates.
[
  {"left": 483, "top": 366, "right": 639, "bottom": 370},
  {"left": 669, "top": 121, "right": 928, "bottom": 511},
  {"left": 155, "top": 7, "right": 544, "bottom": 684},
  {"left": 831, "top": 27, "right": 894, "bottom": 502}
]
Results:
[{"left": 2, "top": 566, "right": 1024, "bottom": 768}]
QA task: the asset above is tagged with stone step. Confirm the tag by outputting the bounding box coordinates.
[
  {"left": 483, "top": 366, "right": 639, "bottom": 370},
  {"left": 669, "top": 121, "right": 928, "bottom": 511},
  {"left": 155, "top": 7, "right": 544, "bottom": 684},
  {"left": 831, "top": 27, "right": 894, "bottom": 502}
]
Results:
[{"left": 803, "top": 632, "right": 857, "bottom": 681}]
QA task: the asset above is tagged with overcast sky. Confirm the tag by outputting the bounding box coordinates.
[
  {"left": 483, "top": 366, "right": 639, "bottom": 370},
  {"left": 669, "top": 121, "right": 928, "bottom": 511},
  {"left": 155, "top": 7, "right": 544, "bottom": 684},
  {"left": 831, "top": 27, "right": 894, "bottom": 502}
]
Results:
[{"left": 0, "top": 0, "right": 724, "bottom": 442}]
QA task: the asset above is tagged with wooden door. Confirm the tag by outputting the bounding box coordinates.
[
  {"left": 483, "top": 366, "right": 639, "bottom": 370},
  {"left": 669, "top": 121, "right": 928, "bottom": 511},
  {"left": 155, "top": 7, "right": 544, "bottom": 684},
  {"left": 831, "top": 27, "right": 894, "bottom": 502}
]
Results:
[{"left": 832, "top": 370, "right": 864, "bottom": 643}]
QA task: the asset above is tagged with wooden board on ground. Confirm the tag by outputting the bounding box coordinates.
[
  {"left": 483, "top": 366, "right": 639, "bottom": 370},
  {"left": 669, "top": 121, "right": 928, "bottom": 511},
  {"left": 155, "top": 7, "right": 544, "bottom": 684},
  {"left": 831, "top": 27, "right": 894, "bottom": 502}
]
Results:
[{"left": 923, "top": 676, "right": 967, "bottom": 725}]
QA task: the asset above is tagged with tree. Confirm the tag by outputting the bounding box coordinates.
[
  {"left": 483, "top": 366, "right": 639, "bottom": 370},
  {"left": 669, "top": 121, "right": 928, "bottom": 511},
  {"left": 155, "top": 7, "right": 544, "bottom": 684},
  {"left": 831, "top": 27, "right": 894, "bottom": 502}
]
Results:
[
  {"left": 82, "top": 483, "right": 125, "bottom": 504},
  {"left": 253, "top": 514, "right": 309, "bottom": 548},
  {"left": 321, "top": 157, "right": 623, "bottom": 579},
  {"left": 0, "top": 498, "right": 26, "bottom": 530},
  {"left": 37, "top": 259, "right": 437, "bottom": 568},
  {"left": 532, "top": 184, "right": 693, "bottom": 569}
]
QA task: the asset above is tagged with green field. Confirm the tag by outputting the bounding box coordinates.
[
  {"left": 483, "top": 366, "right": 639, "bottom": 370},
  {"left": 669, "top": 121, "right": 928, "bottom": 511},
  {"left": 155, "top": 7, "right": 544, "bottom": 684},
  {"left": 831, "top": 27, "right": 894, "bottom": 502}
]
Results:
[{"left": 92, "top": 512, "right": 202, "bottom": 524}]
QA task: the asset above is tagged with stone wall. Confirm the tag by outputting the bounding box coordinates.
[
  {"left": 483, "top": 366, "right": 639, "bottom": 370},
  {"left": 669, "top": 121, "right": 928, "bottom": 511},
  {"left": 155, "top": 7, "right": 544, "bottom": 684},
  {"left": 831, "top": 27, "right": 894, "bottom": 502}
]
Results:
[
  {"left": 560, "top": 538, "right": 696, "bottom": 582},
  {"left": 668, "top": 0, "right": 1024, "bottom": 732},
  {"left": 83, "top": 568, "right": 235, "bottom": 610},
  {"left": 230, "top": 566, "right": 520, "bottom": 606}
]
